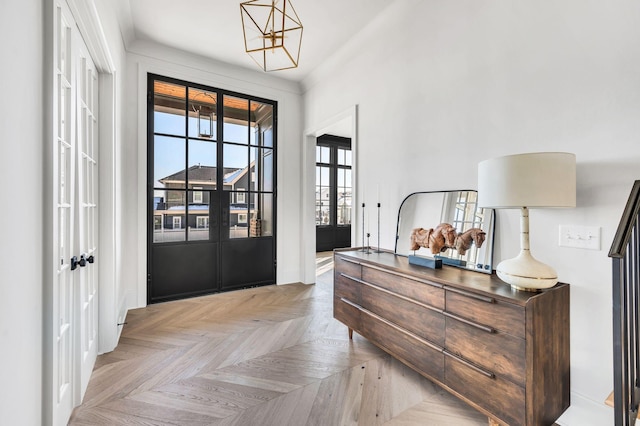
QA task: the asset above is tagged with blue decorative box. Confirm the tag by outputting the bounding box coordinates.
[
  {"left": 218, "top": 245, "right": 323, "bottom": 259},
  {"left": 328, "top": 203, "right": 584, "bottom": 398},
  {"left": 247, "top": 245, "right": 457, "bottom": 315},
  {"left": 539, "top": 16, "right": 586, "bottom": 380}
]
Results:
[{"left": 408, "top": 255, "right": 442, "bottom": 269}]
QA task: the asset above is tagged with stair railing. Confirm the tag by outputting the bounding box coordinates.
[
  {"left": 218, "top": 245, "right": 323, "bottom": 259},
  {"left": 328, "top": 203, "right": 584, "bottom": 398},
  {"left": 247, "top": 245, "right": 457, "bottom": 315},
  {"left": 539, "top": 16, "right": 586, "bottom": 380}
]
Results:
[{"left": 609, "top": 180, "right": 640, "bottom": 425}]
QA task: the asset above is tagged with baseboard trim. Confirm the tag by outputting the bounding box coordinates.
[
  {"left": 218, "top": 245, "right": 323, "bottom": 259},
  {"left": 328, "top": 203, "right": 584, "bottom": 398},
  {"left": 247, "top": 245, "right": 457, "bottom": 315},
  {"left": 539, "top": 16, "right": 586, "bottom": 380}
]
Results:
[{"left": 556, "top": 391, "right": 613, "bottom": 426}]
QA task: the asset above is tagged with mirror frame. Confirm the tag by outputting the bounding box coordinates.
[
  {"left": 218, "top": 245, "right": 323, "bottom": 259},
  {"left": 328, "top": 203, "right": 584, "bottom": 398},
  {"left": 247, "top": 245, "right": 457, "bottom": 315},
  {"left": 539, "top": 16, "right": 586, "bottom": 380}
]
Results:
[{"left": 394, "top": 190, "right": 496, "bottom": 274}]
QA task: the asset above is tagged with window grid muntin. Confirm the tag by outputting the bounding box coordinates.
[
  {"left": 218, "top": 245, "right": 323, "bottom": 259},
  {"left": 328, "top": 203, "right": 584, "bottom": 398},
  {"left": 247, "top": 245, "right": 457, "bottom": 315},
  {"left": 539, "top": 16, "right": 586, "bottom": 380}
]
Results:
[
  {"left": 315, "top": 139, "right": 352, "bottom": 227},
  {"left": 151, "top": 76, "right": 276, "bottom": 243}
]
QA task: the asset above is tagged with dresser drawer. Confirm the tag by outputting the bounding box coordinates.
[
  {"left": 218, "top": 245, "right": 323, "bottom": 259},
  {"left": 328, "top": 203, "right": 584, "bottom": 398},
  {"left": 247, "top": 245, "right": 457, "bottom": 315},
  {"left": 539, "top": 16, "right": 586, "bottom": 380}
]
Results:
[
  {"left": 334, "top": 296, "right": 361, "bottom": 332},
  {"left": 360, "top": 279, "right": 445, "bottom": 346},
  {"left": 335, "top": 255, "right": 362, "bottom": 279},
  {"left": 332, "top": 250, "right": 570, "bottom": 426},
  {"left": 446, "top": 289, "right": 525, "bottom": 338},
  {"left": 361, "top": 265, "right": 444, "bottom": 310},
  {"left": 335, "top": 272, "right": 361, "bottom": 304},
  {"left": 445, "top": 356, "right": 525, "bottom": 426},
  {"left": 360, "top": 308, "right": 444, "bottom": 383},
  {"left": 445, "top": 317, "right": 525, "bottom": 385}
]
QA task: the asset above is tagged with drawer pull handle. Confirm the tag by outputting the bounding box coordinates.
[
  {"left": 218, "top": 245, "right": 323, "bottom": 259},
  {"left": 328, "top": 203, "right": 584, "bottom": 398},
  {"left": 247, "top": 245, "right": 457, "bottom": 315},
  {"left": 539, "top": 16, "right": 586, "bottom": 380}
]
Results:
[
  {"left": 338, "top": 257, "right": 361, "bottom": 266},
  {"left": 339, "top": 297, "right": 443, "bottom": 353},
  {"left": 340, "top": 272, "right": 362, "bottom": 283},
  {"left": 444, "top": 350, "right": 495, "bottom": 379},
  {"left": 340, "top": 297, "right": 362, "bottom": 310},
  {"left": 341, "top": 273, "right": 370, "bottom": 287},
  {"left": 362, "top": 308, "right": 443, "bottom": 353},
  {"left": 445, "top": 287, "right": 495, "bottom": 304},
  {"left": 364, "top": 263, "right": 443, "bottom": 289},
  {"left": 443, "top": 312, "right": 495, "bottom": 333},
  {"left": 355, "top": 277, "right": 443, "bottom": 314}
]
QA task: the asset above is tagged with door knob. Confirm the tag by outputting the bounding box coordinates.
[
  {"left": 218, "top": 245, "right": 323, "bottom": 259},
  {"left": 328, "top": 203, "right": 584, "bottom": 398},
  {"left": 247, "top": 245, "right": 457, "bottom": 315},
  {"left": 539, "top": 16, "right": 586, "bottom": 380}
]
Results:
[
  {"left": 79, "top": 254, "right": 87, "bottom": 267},
  {"left": 71, "top": 256, "right": 79, "bottom": 271},
  {"left": 87, "top": 255, "right": 95, "bottom": 264}
]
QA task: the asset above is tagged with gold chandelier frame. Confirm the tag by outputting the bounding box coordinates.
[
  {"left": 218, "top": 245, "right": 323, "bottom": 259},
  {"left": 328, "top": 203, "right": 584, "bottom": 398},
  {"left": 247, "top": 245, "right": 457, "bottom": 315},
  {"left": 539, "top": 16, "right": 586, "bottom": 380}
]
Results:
[{"left": 240, "top": 0, "right": 303, "bottom": 72}]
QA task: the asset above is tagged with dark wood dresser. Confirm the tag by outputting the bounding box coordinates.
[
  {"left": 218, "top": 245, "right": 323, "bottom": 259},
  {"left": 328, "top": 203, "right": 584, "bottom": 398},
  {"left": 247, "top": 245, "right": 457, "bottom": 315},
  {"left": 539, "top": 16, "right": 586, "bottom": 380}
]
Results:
[{"left": 333, "top": 249, "right": 570, "bottom": 426}]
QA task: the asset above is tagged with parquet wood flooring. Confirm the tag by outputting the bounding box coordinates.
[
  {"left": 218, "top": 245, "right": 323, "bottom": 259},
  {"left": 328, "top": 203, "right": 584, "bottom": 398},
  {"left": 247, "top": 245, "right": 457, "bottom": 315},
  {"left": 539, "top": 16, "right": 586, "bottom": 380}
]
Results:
[{"left": 70, "top": 254, "right": 486, "bottom": 425}]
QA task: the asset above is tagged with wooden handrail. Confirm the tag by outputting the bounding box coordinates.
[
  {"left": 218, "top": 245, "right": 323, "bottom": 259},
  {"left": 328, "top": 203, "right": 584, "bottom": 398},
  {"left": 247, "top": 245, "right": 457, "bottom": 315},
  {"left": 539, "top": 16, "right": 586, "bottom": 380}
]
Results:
[
  {"left": 609, "top": 181, "right": 640, "bottom": 259},
  {"left": 609, "top": 180, "right": 640, "bottom": 425}
]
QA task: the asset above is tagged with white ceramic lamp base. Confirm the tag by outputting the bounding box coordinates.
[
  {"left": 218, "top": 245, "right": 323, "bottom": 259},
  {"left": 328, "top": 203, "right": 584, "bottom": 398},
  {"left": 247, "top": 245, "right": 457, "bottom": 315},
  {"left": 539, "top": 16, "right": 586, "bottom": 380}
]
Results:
[
  {"left": 496, "top": 207, "right": 559, "bottom": 292},
  {"left": 496, "top": 249, "right": 558, "bottom": 291}
]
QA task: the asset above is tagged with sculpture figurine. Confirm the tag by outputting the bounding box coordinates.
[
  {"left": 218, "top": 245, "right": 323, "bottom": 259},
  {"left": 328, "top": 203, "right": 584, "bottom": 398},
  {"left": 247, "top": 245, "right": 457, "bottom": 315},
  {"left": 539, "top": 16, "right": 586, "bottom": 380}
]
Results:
[
  {"left": 410, "top": 223, "right": 457, "bottom": 255},
  {"left": 411, "top": 225, "right": 485, "bottom": 255},
  {"left": 409, "top": 227, "right": 431, "bottom": 251},
  {"left": 453, "top": 228, "right": 486, "bottom": 255}
]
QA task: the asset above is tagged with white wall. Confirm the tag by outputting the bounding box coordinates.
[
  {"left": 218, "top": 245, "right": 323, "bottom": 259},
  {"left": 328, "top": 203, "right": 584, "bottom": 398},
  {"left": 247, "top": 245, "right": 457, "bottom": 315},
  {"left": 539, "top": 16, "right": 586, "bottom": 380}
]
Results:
[
  {"left": 92, "top": 0, "right": 129, "bottom": 352},
  {"left": 122, "top": 41, "right": 304, "bottom": 307},
  {"left": 0, "top": 1, "right": 43, "bottom": 424},
  {"left": 0, "top": 0, "right": 127, "bottom": 422},
  {"left": 302, "top": 0, "right": 640, "bottom": 424}
]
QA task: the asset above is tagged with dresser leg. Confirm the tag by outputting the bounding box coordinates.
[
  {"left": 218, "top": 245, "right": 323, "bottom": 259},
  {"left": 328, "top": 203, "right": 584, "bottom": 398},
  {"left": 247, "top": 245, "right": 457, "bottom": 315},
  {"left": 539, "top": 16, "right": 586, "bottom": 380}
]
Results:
[
  {"left": 488, "top": 417, "right": 500, "bottom": 426},
  {"left": 348, "top": 328, "right": 353, "bottom": 340}
]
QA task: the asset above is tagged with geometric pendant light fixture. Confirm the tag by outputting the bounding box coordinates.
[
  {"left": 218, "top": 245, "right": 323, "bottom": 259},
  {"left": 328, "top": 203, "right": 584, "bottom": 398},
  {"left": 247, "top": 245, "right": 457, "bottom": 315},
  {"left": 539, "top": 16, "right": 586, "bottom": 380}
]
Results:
[{"left": 240, "top": 0, "right": 303, "bottom": 71}]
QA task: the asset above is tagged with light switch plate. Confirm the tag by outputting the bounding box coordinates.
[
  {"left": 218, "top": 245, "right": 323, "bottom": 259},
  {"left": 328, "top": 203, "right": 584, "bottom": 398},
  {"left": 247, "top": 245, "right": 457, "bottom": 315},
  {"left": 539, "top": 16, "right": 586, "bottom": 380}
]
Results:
[{"left": 559, "top": 225, "right": 601, "bottom": 250}]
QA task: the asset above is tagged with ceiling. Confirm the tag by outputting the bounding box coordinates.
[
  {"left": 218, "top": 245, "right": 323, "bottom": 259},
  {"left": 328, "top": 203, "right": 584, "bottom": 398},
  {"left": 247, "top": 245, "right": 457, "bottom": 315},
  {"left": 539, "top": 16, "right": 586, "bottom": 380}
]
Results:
[{"left": 118, "top": 0, "right": 394, "bottom": 82}]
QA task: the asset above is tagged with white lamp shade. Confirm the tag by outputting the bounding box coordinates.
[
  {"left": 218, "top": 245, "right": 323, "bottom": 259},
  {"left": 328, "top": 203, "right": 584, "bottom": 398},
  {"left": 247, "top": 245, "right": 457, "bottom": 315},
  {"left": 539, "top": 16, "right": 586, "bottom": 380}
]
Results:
[
  {"left": 477, "top": 152, "right": 576, "bottom": 291},
  {"left": 478, "top": 152, "right": 576, "bottom": 209}
]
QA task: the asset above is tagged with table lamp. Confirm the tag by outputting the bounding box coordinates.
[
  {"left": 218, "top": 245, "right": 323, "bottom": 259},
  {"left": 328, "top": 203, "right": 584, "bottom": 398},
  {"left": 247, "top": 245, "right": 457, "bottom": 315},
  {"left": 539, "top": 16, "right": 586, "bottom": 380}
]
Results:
[{"left": 477, "top": 152, "right": 576, "bottom": 291}]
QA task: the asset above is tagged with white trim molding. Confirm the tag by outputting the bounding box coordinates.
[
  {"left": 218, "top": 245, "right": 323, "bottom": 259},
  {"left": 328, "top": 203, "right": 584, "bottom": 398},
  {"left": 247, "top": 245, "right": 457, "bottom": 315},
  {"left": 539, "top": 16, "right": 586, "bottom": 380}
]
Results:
[
  {"left": 556, "top": 391, "right": 613, "bottom": 425},
  {"left": 302, "top": 105, "right": 358, "bottom": 284},
  {"left": 66, "top": 0, "right": 115, "bottom": 73}
]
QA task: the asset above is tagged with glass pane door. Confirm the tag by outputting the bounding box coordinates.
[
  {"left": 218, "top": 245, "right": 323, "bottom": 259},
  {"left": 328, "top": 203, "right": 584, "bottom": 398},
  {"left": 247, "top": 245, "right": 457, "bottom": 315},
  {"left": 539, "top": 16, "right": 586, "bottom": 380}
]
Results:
[
  {"left": 148, "top": 75, "right": 277, "bottom": 303},
  {"left": 315, "top": 135, "right": 352, "bottom": 252}
]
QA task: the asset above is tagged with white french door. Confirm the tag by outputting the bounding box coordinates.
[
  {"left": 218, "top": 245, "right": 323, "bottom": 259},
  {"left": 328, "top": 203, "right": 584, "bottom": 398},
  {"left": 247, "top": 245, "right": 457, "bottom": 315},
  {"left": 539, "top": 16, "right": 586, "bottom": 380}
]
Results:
[
  {"left": 53, "top": 3, "right": 76, "bottom": 423},
  {"left": 76, "top": 33, "right": 99, "bottom": 399},
  {"left": 52, "top": 1, "right": 100, "bottom": 424}
]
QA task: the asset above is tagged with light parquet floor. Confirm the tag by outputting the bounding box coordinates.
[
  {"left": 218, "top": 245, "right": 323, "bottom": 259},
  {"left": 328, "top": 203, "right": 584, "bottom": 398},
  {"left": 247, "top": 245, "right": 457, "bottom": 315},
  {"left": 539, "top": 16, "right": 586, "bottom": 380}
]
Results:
[{"left": 69, "top": 253, "right": 487, "bottom": 426}]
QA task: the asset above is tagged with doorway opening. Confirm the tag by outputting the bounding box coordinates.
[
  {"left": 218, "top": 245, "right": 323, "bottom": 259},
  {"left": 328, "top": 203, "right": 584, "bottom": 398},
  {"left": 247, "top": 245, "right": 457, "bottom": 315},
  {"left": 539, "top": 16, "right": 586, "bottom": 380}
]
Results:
[
  {"left": 315, "top": 134, "right": 352, "bottom": 252},
  {"left": 147, "top": 74, "right": 277, "bottom": 303}
]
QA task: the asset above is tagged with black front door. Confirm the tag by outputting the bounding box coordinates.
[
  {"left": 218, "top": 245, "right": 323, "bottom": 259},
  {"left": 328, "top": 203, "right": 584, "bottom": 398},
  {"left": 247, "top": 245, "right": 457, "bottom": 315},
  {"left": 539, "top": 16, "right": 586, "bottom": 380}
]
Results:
[
  {"left": 316, "top": 134, "right": 352, "bottom": 252},
  {"left": 148, "top": 74, "right": 277, "bottom": 303}
]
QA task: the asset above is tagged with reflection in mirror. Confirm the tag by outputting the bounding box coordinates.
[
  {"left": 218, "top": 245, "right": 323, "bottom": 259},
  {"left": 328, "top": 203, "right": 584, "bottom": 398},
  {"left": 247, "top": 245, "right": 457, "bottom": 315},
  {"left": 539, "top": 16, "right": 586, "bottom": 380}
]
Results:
[{"left": 395, "top": 190, "right": 495, "bottom": 274}]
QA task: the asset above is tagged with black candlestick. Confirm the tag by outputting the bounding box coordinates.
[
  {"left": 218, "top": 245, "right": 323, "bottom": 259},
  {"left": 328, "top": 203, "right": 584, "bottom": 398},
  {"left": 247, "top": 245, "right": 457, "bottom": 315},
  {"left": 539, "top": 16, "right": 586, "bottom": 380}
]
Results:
[
  {"left": 361, "top": 203, "right": 366, "bottom": 252},
  {"left": 366, "top": 233, "right": 371, "bottom": 254},
  {"left": 375, "top": 202, "right": 382, "bottom": 253}
]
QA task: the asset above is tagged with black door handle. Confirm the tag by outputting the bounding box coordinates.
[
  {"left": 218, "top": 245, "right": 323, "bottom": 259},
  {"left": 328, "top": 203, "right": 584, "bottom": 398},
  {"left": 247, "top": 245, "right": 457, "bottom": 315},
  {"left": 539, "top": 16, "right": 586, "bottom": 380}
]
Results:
[
  {"left": 71, "top": 256, "right": 79, "bottom": 271},
  {"left": 79, "top": 254, "right": 87, "bottom": 267},
  {"left": 87, "top": 255, "right": 94, "bottom": 264}
]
